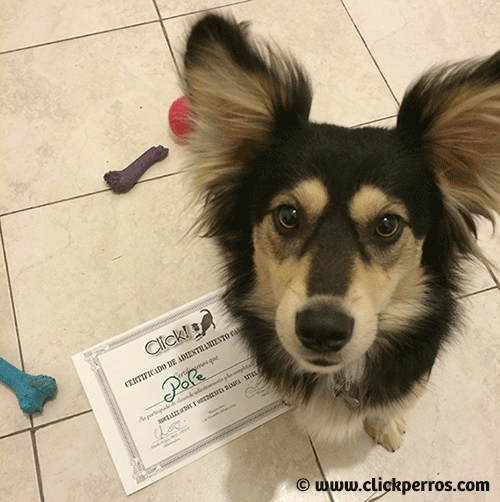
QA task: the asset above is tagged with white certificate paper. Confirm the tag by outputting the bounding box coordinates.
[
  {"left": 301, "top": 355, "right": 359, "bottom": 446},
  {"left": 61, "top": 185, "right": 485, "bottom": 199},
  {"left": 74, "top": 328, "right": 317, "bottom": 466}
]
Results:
[{"left": 72, "top": 290, "right": 288, "bottom": 495}]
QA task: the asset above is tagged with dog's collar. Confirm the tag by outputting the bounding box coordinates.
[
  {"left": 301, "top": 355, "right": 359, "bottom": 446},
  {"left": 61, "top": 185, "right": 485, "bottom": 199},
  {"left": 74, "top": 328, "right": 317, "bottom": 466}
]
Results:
[{"left": 328, "top": 373, "right": 360, "bottom": 409}]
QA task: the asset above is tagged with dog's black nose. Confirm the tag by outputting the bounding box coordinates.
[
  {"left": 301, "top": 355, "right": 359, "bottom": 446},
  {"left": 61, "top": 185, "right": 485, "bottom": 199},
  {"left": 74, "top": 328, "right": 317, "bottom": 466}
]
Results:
[{"left": 296, "top": 305, "right": 353, "bottom": 353}]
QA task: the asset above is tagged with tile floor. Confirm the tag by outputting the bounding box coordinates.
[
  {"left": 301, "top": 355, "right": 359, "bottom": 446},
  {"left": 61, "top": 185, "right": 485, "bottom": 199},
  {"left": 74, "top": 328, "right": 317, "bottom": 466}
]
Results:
[{"left": 1, "top": 0, "right": 499, "bottom": 501}]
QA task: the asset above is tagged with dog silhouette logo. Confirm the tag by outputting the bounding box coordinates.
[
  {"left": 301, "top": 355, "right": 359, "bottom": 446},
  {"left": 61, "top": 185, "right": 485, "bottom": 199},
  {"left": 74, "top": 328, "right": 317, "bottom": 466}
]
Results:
[{"left": 192, "top": 309, "right": 216, "bottom": 341}]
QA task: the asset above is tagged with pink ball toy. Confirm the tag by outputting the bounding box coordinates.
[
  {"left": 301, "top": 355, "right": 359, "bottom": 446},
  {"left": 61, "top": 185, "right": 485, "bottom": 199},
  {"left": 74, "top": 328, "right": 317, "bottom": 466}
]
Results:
[{"left": 168, "top": 96, "right": 193, "bottom": 140}]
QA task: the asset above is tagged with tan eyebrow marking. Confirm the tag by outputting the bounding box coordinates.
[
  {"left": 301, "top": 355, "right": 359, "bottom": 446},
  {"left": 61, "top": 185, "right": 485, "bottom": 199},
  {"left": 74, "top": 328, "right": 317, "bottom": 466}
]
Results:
[
  {"left": 270, "top": 178, "right": 329, "bottom": 219},
  {"left": 349, "top": 185, "right": 408, "bottom": 224}
]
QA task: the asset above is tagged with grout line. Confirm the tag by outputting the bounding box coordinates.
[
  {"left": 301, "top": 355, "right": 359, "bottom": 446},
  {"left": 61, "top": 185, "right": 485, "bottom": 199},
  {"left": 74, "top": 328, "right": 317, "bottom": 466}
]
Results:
[
  {"left": 351, "top": 114, "right": 398, "bottom": 129},
  {"left": 0, "top": 189, "right": 112, "bottom": 218},
  {"left": 0, "top": 20, "right": 160, "bottom": 56},
  {"left": 160, "top": 21, "right": 180, "bottom": 75},
  {"left": 486, "top": 263, "right": 500, "bottom": 288},
  {"left": 308, "top": 437, "right": 335, "bottom": 502},
  {"left": 158, "top": 0, "right": 254, "bottom": 23},
  {"left": 458, "top": 285, "right": 498, "bottom": 299},
  {"left": 339, "top": 0, "right": 400, "bottom": 107},
  {"left": 151, "top": 0, "right": 180, "bottom": 75},
  {"left": 0, "top": 222, "right": 26, "bottom": 373},
  {"left": 0, "top": 425, "right": 32, "bottom": 441},
  {"left": 0, "top": 170, "right": 185, "bottom": 219},
  {"left": 0, "top": 409, "right": 94, "bottom": 442},
  {"left": 34, "top": 409, "right": 94, "bottom": 432},
  {"left": 153, "top": 0, "right": 255, "bottom": 77},
  {"left": 31, "top": 429, "right": 46, "bottom": 502}
]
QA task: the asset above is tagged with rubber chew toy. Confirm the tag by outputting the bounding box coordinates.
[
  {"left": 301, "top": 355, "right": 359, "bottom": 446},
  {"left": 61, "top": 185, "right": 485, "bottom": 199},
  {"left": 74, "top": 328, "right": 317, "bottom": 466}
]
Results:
[
  {"left": 169, "top": 96, "right": 193, "bottom": 141},
  {"left": 0, "top": 357, "right": 57, "bottom": 414},
  {"left": 104, "top": 145, "right": 169, "bottom": 194}
]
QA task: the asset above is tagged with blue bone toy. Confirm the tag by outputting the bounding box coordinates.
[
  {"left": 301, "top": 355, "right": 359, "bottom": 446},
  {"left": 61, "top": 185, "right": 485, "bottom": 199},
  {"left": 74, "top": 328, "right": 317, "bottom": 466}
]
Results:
[{"left": 0, "top": 357, "right": 57, "bottom": 414}]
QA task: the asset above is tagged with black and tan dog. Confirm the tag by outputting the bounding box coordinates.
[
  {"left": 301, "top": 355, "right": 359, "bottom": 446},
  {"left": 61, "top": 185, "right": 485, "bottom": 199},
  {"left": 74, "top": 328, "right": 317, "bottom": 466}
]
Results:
[{"left": 181, "top": 14, "right": 500, "bottom": 450}]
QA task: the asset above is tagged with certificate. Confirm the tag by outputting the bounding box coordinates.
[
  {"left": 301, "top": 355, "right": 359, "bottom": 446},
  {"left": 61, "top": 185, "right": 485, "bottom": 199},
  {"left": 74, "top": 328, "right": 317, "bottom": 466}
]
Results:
[{"left": 72, "top": 290, "right": 289, "bottom": 495}]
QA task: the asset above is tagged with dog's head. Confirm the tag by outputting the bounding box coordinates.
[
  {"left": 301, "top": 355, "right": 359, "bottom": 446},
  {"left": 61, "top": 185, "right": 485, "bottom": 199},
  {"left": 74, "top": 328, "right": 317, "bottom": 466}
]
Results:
[{"left": 182, "top": 14, "right": 500, "bottom": 375}]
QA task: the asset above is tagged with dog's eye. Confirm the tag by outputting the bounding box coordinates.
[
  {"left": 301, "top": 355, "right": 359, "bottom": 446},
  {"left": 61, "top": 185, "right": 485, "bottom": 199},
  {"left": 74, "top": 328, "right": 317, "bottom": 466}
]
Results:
[
  {"left": 375, "top": 214, "right": 400, "bottom": 237},
  {"left": 275, "top": 205, "right": 299, "bottom": 230}
]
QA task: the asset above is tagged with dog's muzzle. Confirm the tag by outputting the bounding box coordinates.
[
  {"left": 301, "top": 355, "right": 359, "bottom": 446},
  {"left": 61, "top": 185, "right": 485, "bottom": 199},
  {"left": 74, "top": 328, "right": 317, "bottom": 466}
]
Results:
[{"left": 296, "top": 304, "right": 354, "bottom": 353}]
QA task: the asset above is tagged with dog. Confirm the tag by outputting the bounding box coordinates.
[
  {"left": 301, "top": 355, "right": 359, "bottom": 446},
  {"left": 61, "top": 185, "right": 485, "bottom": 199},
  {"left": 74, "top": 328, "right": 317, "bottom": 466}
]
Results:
[
  {"left": 180, "top": 13, "right": 500, "bottom": 451},
  {"left": 194, "top": 309, "right": 216, "bottom": 341}
]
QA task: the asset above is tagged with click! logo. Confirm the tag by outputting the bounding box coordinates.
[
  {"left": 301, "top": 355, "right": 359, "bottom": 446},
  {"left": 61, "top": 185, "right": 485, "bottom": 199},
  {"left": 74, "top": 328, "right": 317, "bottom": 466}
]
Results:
[
  {"left": 193, "top": 309, "right": 216, "bottom": 341},
  {"left": 144, "top": 309, "right": 216, "bottom": 355}
]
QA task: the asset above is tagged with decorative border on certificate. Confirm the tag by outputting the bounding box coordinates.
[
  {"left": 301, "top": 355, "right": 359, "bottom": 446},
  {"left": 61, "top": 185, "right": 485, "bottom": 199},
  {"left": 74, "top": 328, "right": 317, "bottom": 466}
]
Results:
[{"left": 73, "top": 290, "right": 289, "bottom": 494}]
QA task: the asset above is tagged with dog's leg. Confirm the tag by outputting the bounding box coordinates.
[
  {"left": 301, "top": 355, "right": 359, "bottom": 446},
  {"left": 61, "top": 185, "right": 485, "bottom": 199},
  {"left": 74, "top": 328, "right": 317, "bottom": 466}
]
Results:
[
  {"left": 364, "top": 375, "right": 429, "bottom": 451},
  {"left": 364, "top": 413, "right": 406, "bottom": 452}
]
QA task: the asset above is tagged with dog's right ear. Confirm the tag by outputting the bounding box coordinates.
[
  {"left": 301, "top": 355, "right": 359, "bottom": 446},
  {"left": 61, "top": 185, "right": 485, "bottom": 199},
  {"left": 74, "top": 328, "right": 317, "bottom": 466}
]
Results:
[
  {"left": 183, "top": 14, "right": 312, "bottom": 235},
  {"left": 184, "top": 14, "right": 311, "bottom": 153}
]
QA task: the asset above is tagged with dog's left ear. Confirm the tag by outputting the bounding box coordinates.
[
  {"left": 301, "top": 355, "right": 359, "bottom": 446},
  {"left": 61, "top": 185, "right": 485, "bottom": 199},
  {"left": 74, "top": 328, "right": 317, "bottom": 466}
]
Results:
[{"left": 397, "top": 51, "right": 500, "bottom": 223}]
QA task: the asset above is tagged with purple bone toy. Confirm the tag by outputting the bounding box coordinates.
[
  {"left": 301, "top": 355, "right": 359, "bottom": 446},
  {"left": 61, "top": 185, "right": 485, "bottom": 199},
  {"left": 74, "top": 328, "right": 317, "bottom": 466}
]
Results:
[
  {"left": 104, "top": 145, "right": 169, "bottom": 194},
  {"left": 0, "top": 357, "right": 57, "bottom": 414}
]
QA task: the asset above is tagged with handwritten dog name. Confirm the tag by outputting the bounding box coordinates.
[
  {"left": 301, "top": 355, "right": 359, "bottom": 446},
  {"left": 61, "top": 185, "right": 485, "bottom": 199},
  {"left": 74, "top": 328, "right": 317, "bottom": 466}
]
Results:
[{"left": 162, "top": 369, "right": 206, "bottom": 403}]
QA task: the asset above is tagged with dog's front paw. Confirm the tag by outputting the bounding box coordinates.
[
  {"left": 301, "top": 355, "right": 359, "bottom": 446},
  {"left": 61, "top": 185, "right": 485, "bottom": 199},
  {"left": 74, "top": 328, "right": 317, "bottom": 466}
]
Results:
[{"left": 364, "top": 416, "right": 406, "bottom": 452}]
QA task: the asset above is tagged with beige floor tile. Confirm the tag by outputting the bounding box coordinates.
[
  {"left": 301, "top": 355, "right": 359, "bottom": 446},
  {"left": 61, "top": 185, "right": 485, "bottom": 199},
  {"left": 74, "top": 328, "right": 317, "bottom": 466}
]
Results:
[
  {"left": 342, "top": 0, "right": 500, "bottom": 100},
  {"left": 165, "top": 0, "right": 398, "bottom": 127},
  {"left": 2, "top": 174, "right": 220, "bottom": 426},
  {"left": 0, "top": 23, "right": 184, "bottom": 215},
  {"left": 0, "top": 432, "right": 39, "bottom": 502},
  {"left": 0, "top": 0, "right": 158, "bottom": 53}
]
